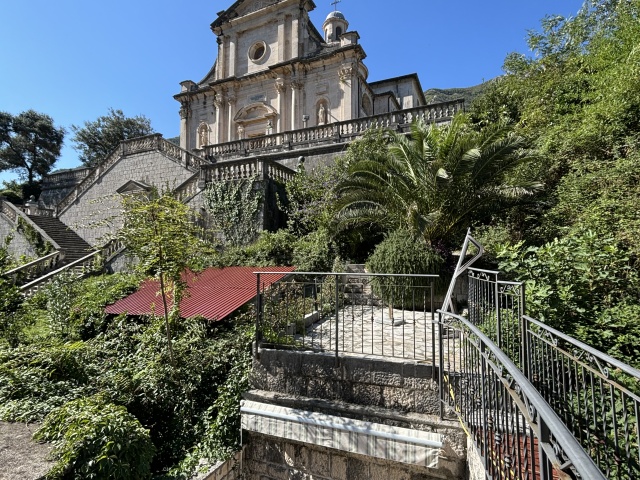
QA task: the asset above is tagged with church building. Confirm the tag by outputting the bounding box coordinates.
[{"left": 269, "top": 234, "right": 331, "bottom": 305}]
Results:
[{"left": 174, "top": 0, "right": 427, "bottom": 150}]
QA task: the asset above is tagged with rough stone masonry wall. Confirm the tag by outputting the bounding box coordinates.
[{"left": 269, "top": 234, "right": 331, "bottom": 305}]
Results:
[
  {"left": 251, "top": 349, "right": 441, "bottom": 415},
  {"left": 59, "top": 151, "right": 194, "bottom": 246},
  {"left": 247, "top": 349, "right": 467, "bottom": 479},
  {"left": 0, "top": 214, "right": 38, "bottom": 260}
]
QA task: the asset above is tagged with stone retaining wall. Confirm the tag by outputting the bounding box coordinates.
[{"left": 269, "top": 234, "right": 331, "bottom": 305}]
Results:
[{"left": 251, "top": 348, "right": 440, "bottom": 415}]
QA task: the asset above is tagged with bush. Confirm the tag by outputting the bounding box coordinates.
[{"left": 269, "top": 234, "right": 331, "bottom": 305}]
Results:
[
  {"left": 34, "top": 396, "right": 155, "bottom": 480},
  {"left": 366, "top": 230, "right": 445, "bottom": 308},
  {"left": 292, "top": 228, "right": 336, "bottom": 272},
  {"left": 221, "top": 230, "right": 296, "bottom": 266}
]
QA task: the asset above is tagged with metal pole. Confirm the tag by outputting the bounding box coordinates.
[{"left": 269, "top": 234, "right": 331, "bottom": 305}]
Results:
[
  {"left": 335, "top": 274, "right": 340, "bottom": 367},
  {"left": 254, "top": 273, "right": 262, "bottom": 358},
  {"left": 438, "top": 311, "right": 444, "bottom": 419},
  {"left": 495, "top": 276, "right": 502, "bottom": 350}
]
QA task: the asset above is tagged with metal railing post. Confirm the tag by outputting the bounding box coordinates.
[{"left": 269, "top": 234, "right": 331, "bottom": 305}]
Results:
[
  {"left": 438, "top": 311, "right": 444, "bottom": 419},
  {"left": 335, "top": 274, "right": 340, "bottom": 367},
  {"left": 254, "top": 273, "right": 262, "bottom": 358},
  {"left": 495, "top": 276, "right": 502, "bottom": 350}
]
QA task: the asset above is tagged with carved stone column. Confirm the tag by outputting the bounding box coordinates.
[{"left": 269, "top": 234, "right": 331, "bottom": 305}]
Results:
[
  {"left": 227, "top": 94, "right": 237, "bottom": 141},
  {"left": 275, "top": 78, "right": 287, "bottom": 133},
  {"left": 290, "top": 81, "right": 303, "bottom": 131},
  {"left": 339, "top": 64, "right": 355, "bottom": 121},
  {"left": 214, "top": 93, "right": 225, "bottom": 144},
  {"left": 179, "top": 102, "right": 191, "bottom": 150}
]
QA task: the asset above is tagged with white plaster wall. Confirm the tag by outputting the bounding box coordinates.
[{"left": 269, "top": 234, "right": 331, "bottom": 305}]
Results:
[{"left": 58, "top": 151, "right": 194, "bottom": 247}]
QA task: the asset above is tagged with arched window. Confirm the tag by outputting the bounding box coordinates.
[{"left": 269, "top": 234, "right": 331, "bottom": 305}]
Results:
[{"left": 335, "top": 26, "right": 343, "bottom": 41}]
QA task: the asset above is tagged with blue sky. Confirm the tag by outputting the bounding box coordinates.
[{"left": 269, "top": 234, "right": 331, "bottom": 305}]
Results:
[{"left": 0, "top": 0, "right": 585, "bottom": 185}]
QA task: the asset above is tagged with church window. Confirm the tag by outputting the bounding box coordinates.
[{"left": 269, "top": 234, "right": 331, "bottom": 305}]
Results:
[
  {"left": 249, "top": 41, "right": 267, "bottom": 63},
  {"left": 335, "top": 26, "right": 343, "bottom": 41}
]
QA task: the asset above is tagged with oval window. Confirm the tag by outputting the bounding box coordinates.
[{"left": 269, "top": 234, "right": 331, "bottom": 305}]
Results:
[{"left": 249, "top": 42, "right": 267, "bottom": 63}]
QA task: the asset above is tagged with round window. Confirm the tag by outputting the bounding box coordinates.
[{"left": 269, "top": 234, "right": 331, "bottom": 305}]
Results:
[{"left": 249, "top": 41, "right": 267, "bottom": 63}]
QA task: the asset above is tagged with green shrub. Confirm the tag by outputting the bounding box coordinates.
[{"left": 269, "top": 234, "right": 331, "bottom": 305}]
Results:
[
  {"left": 221, "top": 230, "right": 296, "bottom": 266},
  {"left": 292, "top": 228, "right": 336, "bottom": 272},
  {"left": 366, "top": 230, "right": 445, "bottom": 308},
  {"left": 34, "top": 396, "right": 155, "bottom": 480}
]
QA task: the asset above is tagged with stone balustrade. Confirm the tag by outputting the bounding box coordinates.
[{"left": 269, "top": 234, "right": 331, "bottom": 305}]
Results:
[
  {"left": 200, "top": 158, "right": 296, "bottom": 185},
  {"left": 204, "top": 100, "right": 465, "bottom": 160},
  {"left": 2, "top": 251, "right": 64, "bottom": 286},
  {"left": 174, "top": 174, "right": 201, "bottom": 201},
  {"left": 0, "top": 199, "right": 62, "bottom": 251},
  {"left": 42, "top": 167, "right": 92, "bottom": 187},
  {"left": 56, "top": 135, "right": 208, "bottom": 217}
]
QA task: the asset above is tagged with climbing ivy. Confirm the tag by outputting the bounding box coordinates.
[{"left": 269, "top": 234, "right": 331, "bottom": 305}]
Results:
[
  {"left": 204, "top": 176, "right": 263, "bottom": 247},
  {"left": 16, "top": 217, "right": 53, "bottom": 257}
]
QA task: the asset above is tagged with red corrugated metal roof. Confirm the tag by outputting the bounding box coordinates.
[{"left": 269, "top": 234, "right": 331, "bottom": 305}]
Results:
[{"left": 105, "top": 266, "right": 295, "bottom": 321}]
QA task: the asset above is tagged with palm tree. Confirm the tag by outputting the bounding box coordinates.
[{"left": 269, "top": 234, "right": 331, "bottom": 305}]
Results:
[{"left": 335, "top": 115, "right": 540, "bottom": 246}]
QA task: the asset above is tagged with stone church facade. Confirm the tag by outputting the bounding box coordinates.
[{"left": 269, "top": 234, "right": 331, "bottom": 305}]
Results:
[
  {"left": 175, "top": 0, "right": 426, "bottom": 151},
  {"left": 2, "top": 0, "right": 462, "bottom": 256}
]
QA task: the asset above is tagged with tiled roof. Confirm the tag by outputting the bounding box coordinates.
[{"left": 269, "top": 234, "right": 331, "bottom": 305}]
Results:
[{"left": 105, "top": 266, "right": 295, "bottom": 321}]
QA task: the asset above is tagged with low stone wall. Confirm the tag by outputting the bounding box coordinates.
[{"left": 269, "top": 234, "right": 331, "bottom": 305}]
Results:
[
  {"left": 199, "top": 450, "right": 244, "bottom": 480},
  {"left": 0, "top": 214, "right": 38, "bottom": 260},
  {"left": 244, "top": 432, "right": 460, "bottom": 480},
  {"left": 251, "top": 348, "right": 440, "bottom": 415},
  {"left": 247, "top": 349, "right": 468, "bottom": 479}
]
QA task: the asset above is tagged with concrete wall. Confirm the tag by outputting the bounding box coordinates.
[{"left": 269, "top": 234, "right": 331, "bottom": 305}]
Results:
[{"left": 58, "top": 150, "right": 193, "bottom": 247}]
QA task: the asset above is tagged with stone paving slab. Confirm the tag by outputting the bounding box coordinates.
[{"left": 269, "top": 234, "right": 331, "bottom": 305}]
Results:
[{"left": 292, "top": 305, "right": 461, "bottom": 365}]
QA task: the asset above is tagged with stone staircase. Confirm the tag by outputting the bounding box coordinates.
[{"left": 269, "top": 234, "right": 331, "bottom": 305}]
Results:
[
  {"left": 343, "top": 264, "right": 380, "bottom": 306},
  {"left": 27, "top": 215, "right": 92, "bottom": 264}
]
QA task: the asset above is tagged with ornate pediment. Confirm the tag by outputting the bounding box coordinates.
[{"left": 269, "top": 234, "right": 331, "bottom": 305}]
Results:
[
  {"left": 116, "top": 180, "right": 152, "bottom": 195},
  {"left": 234, "top": 103, "right": 278, "bottom": 124}
]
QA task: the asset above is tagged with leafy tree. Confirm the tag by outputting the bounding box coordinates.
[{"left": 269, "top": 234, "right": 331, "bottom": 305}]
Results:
[
  {"left": 116, "top": 188, "right": 214, "bottom": 365},
  {"left": 335, "top": 116, "right": 539, "bottom": 249},
  {"left": 71, "top": 108, "right": 154, "bottom": 167},
  {"left": 0, "top": 110, "right": 64, "bottom": 187}
]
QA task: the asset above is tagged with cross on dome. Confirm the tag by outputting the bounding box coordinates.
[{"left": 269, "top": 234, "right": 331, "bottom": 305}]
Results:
[{"left": 331, "top": 0, "right": 342, "bottom": 11}]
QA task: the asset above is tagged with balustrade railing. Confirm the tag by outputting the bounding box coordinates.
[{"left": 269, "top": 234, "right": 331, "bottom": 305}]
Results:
[
  {"left": 467, "top": 268, "right": 525, "bottom": 366},
  {"left": 201, "top": 158, "right": 296, "bottom": 184},
  {"left": 205, "top": 100, "right": 464, "bottom": 159},
  {"left": 42, "top": 167, "right": 91, "bottom": 187},
  {"left": 2, "top": 251, "right": 64, "bottom": 286},
  {"left": 20, "top": 251, "right": 101, "bottom": 297},
  {"left": 56, "top": 135, "right": 208, "bottom": 216},
  {"left": 0, "top": 198, "right": 18, "bottom": 224}
]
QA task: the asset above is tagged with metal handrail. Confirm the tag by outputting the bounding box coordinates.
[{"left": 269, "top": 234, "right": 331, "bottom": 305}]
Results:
[{"left": 439, "top": 310, "right": 606, "bottom": 480}]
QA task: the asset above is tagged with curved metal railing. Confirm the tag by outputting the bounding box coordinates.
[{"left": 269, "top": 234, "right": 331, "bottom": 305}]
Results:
[{"left": 438, "top": 310, "right": 606, "bottom": 480}]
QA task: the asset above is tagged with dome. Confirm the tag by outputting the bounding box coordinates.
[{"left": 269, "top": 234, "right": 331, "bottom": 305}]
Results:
[{"left": 326, "top": 10, "right": 346, "bottom": 21}]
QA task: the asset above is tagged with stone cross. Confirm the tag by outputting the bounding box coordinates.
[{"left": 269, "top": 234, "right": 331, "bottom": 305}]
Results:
[{"left": 331, "top": 0, "right": 342, "bottom": 11}]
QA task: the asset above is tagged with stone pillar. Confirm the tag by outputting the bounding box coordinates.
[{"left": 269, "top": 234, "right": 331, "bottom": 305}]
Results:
[
  {"left": 291, "top": 17, "right": 299, "bottom": 58},
  {"left": 179, "top": 102, "right": 190, "bottom": 150},
  {"left": 228, "top": 35, "right": 237, "bottom": 77},
  {"left": 227, "top": 94, "right": 236, "bottom": 141},
  {"left": 214, "top": 93, "right": 225, "bottom": 144},
  {"left": 339, "top": 63, "right": 355, "bottom": 121},
  {"left": 275, "top": 78, "right": 287, "bottom": 133},
  {"left": 216, "top": 36, "right": 225, "bottom": 81},
  {"left": 291, "top": 82, "right": 302, "bottom": 131},
  {"left": 277, "top": 18, "right": 286, "bottom": 63}
]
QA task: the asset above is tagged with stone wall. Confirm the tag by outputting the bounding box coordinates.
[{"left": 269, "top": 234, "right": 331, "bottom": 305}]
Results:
[
  {"left": 0, "top": 214, "right": 38, "bottom": 260},
  {"left": 251, "top": 349, "right": 441, "bottom": 415},
  {"left": 245, "top": 348, "right": 468, "bottom": 479},
  {"left": 244, "top": 432, "right": 460, "bottom": 480},
  {"left": 58, "top": 150, "right": 194, "bottom": 246}
]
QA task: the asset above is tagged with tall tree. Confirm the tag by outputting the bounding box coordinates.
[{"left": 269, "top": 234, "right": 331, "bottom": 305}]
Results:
[
  {"left": 335, "top": 116, "right": 539, "bottom": 248},
  {"left": 0, "top": 110, "right": 64, "bottom": 187},
  {"left": 116, "top": 188, "right": 214, "bottom": 366},
  {"left": 71, "top": 108, "right": 154, "bottom": 167}
]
